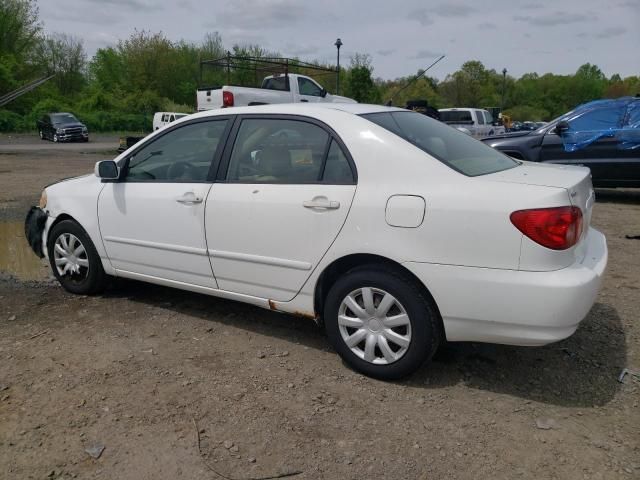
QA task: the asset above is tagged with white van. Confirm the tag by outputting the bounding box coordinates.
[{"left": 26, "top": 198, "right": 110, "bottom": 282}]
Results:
[
  {"left": 438, "top": 108, "right": 505, "bottom": 138},
  {"left": 152, "top": 112, "right": 189, "bottom": 131}
]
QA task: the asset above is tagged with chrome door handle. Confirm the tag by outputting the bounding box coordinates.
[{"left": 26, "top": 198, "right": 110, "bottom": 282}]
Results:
[
  {"left": 303, "top": 199, "right": 340, "bottom": 209},
  {"left": 176, "top": 193, "right": 203, "bottom": 204}
]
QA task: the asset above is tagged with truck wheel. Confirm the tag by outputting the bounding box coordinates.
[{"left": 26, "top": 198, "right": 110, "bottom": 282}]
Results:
[
  {"left": 47, "top": 220, "right": 106, "bottom": 295},
  {"left": 324, "top": 266, "right": 441, "bottom": 380}
]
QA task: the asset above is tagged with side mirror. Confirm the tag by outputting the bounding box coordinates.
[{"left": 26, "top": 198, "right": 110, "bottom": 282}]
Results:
[
  {"left": 95, "top": 160, "right": 119, "bottom": 180},
  {"left": 554, "top": 120, "right": 570, "bottom": 135},
  {"left": 321, "top": 88, "right": 328, "bottom": 98}
]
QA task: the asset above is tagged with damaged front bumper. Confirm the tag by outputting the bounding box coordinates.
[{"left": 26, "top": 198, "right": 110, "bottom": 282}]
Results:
[{"left": 24, "top": 206, "right": 48, "bottom": 258}]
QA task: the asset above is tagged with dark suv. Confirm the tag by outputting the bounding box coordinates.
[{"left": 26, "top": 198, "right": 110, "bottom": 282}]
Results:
[
  {"left": 482, "top": 97, "right": 640, "bottom": 188},
  {"left": 36, "top": 113, "right": 89, "bottom": 143}
]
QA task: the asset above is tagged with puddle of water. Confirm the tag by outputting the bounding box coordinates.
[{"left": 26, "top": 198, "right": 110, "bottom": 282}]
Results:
[{"left": 0, "top": 221, "right": 50, "bottom": 281}]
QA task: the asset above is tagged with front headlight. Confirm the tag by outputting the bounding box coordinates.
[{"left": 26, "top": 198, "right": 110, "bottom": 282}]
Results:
[
  {"left": 82, "top": 126, "right": 88, "bottom": 133},
  {"left": 39, "top": 190, "right": 47, "bottom": 209},
  {"left": 56, "top": 128, "right": 63, "bottom": 134}
]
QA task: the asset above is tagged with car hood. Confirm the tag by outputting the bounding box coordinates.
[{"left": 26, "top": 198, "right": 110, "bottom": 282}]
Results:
[
  {"left": 482, "top": 130, "right": 533, "bottom": 141},
  {"left": 46, "top": 173, "right": 93, "bottom": 190}
]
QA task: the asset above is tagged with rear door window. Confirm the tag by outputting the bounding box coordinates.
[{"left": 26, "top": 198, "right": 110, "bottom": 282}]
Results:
[
  {"left": 476, "top": 110, "right": 485, "bottom": 125},
  {"left": 224, "top": 118, "right": 356, "bottom": 184},
  {"left": 362, "top": 111, "right": 518, "bottom": 177}
]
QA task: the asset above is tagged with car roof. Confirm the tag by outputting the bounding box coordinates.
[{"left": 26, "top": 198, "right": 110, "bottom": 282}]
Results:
[{"left": 192, "top": 103, "right": 406, "bottom": 120}]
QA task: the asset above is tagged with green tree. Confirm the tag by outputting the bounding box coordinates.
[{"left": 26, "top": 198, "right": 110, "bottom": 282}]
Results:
[{"left": 343, "top": 53, "right": 381, "bottom": 104}]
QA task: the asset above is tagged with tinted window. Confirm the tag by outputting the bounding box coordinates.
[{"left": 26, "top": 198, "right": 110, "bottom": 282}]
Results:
[
  {"left": 476, "top": 110, "right": 485, "bottom": 125},
  {"left": 322, "top": 140, "right": 354, "bottom": 184},
  {"left": 226, "top": 119, "right": 330, "bottom": 183},
  {"left": 298, "top": 77, "right": 323, "bottom": 97},
  {"left": 362, "top": 112, "right": 518, "bottom": 177},
  {"left": 484, "top": 111, "right": 494, "bottom": 124},
  {"left": 439, "top": 110, "right": 473, "bottom": 124},
  {"left": 126, "top": 120, "right": 228, "bottom": 182},
  {"left": 263, "top": 77, "right": 289, "bottom": 91},
  {"left": 51, "top": 113, "right": 78, "bottom": 123}
]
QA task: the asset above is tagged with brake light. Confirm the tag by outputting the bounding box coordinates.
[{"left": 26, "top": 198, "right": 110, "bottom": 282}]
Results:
[
  {"left": 222, "top": 91, "right": 234, "bottom": 107},
  {"left": 510, "top": 206, "right": 583, "bottom": 250}
]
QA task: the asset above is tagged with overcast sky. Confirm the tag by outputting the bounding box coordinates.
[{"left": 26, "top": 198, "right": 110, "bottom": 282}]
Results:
[{"left": 39, "top": 0, "right": 640, "bottom": 80}]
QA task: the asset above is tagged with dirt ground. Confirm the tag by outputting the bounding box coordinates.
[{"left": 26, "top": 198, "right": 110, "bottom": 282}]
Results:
[{"left": 1, "top": 134, "right": 639, "bottom": 480}]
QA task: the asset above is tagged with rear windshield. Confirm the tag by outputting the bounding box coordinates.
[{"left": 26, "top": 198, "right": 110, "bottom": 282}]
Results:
[
  {"left": 262, "top": 76, "right": 289, "bottom": 91},
  {"left": 361, "top": 111, "right": 518, "bottom": 177},
  {"left": 439, "top": 110, "right": 473, "bottom": 124}
]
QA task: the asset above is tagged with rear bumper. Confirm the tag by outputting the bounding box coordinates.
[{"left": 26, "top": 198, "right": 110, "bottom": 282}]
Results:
[{"left": 404, "top": 227, "right": 608, "bottom": 346}]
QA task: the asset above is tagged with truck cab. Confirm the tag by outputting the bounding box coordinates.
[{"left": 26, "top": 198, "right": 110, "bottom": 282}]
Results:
[
  {"left": 439, "top": 108, "right": 504, "bottom": 139},
  {"left": 197, "top": 73, "right": 356, "bottom": 111}
]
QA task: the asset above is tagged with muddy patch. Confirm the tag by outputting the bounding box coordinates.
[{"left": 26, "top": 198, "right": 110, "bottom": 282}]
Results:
[{"left": 0, "top": 220, "right": 50, "bottom": 281}]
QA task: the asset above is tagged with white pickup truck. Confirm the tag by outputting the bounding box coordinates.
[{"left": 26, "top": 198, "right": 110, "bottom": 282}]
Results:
[
  {"left": 197, "top": 74, "right": 356, "bottom": 111},
  {"left": 439, "top": 108, "right": 506, "bottom": 139}
]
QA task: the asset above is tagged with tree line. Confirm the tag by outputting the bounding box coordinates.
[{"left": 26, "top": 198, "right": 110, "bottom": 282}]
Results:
[{"left": 1, "top": 0, "right": 638, "bottom": 133}]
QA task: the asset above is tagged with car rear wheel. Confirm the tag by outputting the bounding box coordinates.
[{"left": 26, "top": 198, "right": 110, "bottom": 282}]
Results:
[
  {"left": 47, "top": 220, "right": 106, "bottom": 295},
  {"left": 324, "top": 266, "right": 441, "bottom": 380}
]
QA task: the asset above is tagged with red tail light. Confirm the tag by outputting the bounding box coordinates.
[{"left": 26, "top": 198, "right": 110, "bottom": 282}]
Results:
[
  {"left": 510, "top": 206, "right": 583, "bottom": 250},
  {"left": 222, "top": 91, "right": 234, "bottom": 107}
]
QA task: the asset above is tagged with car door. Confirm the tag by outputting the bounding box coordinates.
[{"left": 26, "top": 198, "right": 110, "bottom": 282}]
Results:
[
  {"left": 206, "top": 115, "right": 357, "bottom": 301},
  {"left": 474, "top": 110, "right": 487, "bottom": 138},
  {"left": 539, "top": 106, "right": 640, "bottom": 187},
  {"left": 296, "top": 77, "right": 325, "bottom": 104},
  {"left": 98, "top": 118, "right": 231, "bottom": 287}
]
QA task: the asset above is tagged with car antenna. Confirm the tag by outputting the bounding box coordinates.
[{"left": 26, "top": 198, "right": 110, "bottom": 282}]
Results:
[{"left": 385, "top": 55, "right": 445, "bottom": 107}]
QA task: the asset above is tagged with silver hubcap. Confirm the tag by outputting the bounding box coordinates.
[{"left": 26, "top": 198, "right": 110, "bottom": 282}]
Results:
[
  {"left": 338, "top": 287, "right": 412, "bottom": 365},
  {"left": 53, "top": 233, "right": 89, "bottom": 277}
]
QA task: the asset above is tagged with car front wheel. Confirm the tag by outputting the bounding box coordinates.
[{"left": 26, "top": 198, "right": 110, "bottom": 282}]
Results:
[
  {"left": 39, "top": 130, "right": 44, "bottom": 140},
  {"left": 53, "top": 134, "right": 58, "bottom": 142},
  {"left": 47, "top": 220, "right": 106, "bottom": 295},
  {"left": 324, "top": 267, "right": 441, "bottom": 380}
]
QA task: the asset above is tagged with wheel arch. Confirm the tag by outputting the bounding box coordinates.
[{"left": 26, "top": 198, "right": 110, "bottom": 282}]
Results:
[{"left": 313, "top": 253, "right": 444, "bottom": 334}]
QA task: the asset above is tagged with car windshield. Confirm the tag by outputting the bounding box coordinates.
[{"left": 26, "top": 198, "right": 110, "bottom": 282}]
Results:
[
  {"left": 52, "top": 113, "right": 78, "bottom": 124},
  {"left": 361, "top": 111, "right": 518, "bottom": 177}
]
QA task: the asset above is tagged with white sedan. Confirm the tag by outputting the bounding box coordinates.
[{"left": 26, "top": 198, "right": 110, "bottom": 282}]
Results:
[{"left": 26, "top": 103, "right": 607, "bottom": 379}]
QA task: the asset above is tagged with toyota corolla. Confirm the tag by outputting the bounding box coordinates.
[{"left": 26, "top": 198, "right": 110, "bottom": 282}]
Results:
[{"left": 25, "top": 103, "right": 607, "bottom": 379}]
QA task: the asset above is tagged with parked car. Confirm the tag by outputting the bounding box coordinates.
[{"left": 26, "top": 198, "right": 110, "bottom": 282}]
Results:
[
  {"left": 438, "top": 108, "right": 505, "bottom": 138},
  {"left": 196, "top": 73, "right": 356, "bottom": 111},
  {"left": 26, "top": 103, "right": 607, "bottom": 379},
  {"left": 36, "top": 112, "right": 88, "bottom": 142},
  {"left": 153, "top": 112, "right": 189, "bottom": 131},
  {"left": 482, "top": 97, "right": 640, "bottom": 188}
]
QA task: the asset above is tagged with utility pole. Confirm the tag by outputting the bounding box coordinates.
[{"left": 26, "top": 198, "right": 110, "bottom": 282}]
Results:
[
  {"left": 335, "top": 38, "right": 343, "bottom": 95},
  {"left": 501, "top": 68, "right": 507, "bottom": 112}
]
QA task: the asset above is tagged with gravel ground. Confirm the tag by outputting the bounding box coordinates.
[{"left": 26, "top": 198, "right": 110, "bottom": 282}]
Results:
[{"left": 1, "top": 136, "right": 638, "bottom": 479}]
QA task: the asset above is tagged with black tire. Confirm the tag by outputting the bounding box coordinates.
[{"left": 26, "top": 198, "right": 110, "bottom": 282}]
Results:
[
  {"left": 47, "top": 219, "right": 106, "bottom": 295},
  {"left": 324, "top": 266, "right": 441, "bottom": 380}
]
